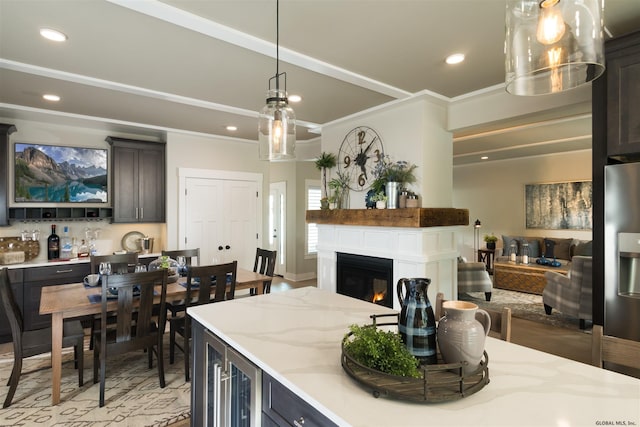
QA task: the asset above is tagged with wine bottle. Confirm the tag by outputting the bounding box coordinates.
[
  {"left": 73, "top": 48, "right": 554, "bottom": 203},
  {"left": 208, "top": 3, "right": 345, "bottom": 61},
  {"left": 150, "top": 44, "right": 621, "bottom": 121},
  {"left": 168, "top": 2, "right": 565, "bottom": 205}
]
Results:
[{"left": 47, "top": 224, "right": 60, "bottom": 260}]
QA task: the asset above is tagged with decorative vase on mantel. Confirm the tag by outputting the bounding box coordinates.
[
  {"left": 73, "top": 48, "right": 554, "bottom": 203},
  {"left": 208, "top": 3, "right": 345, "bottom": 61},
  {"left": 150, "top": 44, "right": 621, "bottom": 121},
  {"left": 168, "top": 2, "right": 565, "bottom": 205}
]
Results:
[{"left": 385, "top": 181, "right": 400, "bottom": 209}]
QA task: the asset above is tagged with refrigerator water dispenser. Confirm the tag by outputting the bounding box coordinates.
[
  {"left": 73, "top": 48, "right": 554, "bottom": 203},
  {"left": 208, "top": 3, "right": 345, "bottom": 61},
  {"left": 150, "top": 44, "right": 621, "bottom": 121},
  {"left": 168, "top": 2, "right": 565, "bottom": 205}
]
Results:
[{"left": 618, "top": 233, "right": 640, "bottom": 298}]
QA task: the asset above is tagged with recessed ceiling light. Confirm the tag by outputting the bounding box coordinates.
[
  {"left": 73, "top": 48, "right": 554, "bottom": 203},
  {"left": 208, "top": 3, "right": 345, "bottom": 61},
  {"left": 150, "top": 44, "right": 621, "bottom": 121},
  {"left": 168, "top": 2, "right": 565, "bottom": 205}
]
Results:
[
  {"left": 40, "top": 28, "right": 68, "bottom": 42},
  {"left": 288, "top": 94, "right": 302, "bottom": 103},
  {"left": 481, "top": 156, "right": 489, "bottom": 160},
  {"left": 445, "top": 53, "right": 465, "bottom": 65},
  {"left": 43, "top": 94, "right": 61, "bottom": 102},
  {"left": 226, "top": 125, "right": 238, "bottom": 131}
]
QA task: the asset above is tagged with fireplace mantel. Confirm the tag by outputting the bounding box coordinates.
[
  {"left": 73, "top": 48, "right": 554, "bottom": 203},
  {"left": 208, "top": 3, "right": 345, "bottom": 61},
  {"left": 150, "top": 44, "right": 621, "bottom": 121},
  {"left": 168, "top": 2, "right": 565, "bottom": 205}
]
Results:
[{"left": 306, "top": 207, "right": 468, "bottom": 228}]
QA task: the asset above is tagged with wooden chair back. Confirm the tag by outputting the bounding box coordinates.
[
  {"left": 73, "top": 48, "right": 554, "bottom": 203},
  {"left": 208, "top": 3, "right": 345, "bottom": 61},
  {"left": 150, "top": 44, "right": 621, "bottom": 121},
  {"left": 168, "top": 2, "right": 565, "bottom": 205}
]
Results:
[
  {"left": 90, "top": 253, "right": 139, "bottom": 275},
  {"left": 100, "top": 270, "right": 168, "bottom": 346},
  {"left": 591, "top": 324, "right": 640, "bottom": 371},
  {"left": 95, "top": 269, "right": 167, "bottom": 406},
  {"left": 185, "top": 261, "right": 238, "bottom": 306},
  {"left": 0, "top": 268, "right": 23, "bottom": 341},
  {"left": 435, "top": 292, "right": 512, "bottom": 342},
  {"left": 162, "top": 248, "right": 200, "bottom": 266},
  {"left": 253, "top": 248, "right": 277, "bottom": 293}
]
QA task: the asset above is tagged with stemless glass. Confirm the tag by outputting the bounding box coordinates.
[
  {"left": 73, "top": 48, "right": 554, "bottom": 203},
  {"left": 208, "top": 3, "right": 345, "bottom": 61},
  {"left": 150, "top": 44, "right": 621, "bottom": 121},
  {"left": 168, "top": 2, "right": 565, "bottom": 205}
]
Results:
[
  {"left": 135, "top": 264, "right": 147, "bottom": 273},
  {"left": 99, "top": 262, "right": 112, "bottom": 276}
]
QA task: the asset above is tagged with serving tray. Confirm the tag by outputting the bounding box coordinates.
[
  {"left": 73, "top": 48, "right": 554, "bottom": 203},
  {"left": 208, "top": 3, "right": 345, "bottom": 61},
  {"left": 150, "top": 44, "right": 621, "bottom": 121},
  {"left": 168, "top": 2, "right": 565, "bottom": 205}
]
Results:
[{"left": 341, "top": 314, "right": 489, "bottom": 403}]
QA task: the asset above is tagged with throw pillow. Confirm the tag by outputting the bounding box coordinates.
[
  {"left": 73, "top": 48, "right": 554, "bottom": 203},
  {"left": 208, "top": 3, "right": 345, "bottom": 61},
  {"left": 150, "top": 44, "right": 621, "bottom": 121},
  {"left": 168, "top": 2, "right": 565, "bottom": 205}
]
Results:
[
  {"left": 520, "top": 238, "right": 541, "bottom": 258},
  {"left": 501, "top": 235, "right": 520, "bottom": 255},
  {"left": 572, "top": 240, "right": 593, "bottom": 257},
  {"left": 544, "top": 238, "right": 574, "bottom": 260}
]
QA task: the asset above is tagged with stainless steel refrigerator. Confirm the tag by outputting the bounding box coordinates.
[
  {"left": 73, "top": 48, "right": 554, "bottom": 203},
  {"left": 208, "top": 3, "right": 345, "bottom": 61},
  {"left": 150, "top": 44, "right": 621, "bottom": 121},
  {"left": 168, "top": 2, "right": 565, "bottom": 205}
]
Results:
[{"left": 604, "top": 162, "right": 640, "bottom": 342}]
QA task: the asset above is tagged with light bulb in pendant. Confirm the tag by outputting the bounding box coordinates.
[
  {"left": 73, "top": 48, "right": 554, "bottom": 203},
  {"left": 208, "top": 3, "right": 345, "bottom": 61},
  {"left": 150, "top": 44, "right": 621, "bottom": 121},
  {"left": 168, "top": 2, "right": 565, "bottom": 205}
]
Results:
[{"left": 536, "top": 0, "right": 565, "bottom": 45}]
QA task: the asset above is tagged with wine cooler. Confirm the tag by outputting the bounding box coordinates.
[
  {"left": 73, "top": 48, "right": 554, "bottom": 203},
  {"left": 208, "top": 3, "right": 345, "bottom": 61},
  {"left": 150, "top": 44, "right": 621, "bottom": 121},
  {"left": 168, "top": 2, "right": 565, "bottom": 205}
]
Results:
[{"left": 192, "top": 323, "right": 262, "bottom": 427}]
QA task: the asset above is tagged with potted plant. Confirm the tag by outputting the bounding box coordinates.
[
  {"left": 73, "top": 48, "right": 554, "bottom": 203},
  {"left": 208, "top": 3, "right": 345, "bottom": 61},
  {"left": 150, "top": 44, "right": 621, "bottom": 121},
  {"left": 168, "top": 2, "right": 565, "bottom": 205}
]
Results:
[
  {"left": 314, "top": 152, "right": 337, "bottom": 209},
  {"left": 328, "top": 170, "right": 351, "bottom": 209},
  {"left": 370, "top": 192, "right": 387, "bottom": 209},
  {"left": 371, "top": 155, "right": 418, "bottom": 208},
  {"left": 484, "top": 234, "right": 498, "bottom": 250}
]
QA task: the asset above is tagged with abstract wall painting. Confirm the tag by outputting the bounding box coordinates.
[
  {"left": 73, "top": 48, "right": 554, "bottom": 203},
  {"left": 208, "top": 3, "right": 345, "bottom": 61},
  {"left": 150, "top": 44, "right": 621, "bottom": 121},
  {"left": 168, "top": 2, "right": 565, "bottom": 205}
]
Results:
[{"left": 525, "top": 181, "right": 592, "bottom": 230}]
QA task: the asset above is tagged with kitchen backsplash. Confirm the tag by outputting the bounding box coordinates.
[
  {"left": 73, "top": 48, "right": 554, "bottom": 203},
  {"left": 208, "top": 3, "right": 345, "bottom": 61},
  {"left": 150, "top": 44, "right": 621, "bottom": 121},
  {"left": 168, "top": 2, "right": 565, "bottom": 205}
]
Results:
[{"left": 0, "top": 221, "right": 165, "bottom": 263}]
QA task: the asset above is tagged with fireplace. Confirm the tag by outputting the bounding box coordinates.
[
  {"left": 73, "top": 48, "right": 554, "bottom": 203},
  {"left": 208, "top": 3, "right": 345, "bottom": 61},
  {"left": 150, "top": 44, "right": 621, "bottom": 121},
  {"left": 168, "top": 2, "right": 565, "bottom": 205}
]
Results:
[{"left": 336, "top": 252, "right": 393, "bottom": 308}]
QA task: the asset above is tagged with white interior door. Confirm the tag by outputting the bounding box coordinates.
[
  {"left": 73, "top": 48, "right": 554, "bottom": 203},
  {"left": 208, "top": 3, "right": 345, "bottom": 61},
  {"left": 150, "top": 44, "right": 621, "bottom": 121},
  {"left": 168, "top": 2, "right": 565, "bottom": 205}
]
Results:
[
  {"left": 184, "top": 177, "right": 224, "bottom": 265},
  {"left": 269, "top": 181, "right": 286, "bottom": 276},
  {"left": 181, "top": 170, "right": 261, "bottom": 271}
]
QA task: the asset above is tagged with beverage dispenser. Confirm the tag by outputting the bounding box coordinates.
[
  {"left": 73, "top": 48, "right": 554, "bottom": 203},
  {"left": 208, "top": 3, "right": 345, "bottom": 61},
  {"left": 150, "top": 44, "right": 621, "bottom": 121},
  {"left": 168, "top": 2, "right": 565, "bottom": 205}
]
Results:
[{"left": 618, "top": 233, "right": 640, "bottom": 299}]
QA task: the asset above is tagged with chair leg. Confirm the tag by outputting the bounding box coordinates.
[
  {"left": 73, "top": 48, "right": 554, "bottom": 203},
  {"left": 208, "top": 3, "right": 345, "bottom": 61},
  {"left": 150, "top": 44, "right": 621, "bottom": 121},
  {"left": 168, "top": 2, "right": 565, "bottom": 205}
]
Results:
[
  {"left": 544, "top": 304, "right": 553, "bottom": 315},
  {"left": 2, "top": 357, "right": 22, "bottom": 408},
  {"left": 148, "top": 345, "right": 153, "bottom": 369},
  {"left": 157, "top": 341, "right": 166, "bottom": 388},
  {"left": 77, "top": 339, "right": 84, "bottom": 387},
  {"left": 93, "top": 342, "right": 99, "bottom": 384},
  {"left": 169, "top": 322, "right": 176, "bottom": 364},
  {"left": 484, "top": 292, "right": 492, "bottom": 301},
  {"left": 184, "top": 331, "right": 190, "bottom": 382},
  {"left": 99, "top": 352, "right": 106, "bottom": 407}
]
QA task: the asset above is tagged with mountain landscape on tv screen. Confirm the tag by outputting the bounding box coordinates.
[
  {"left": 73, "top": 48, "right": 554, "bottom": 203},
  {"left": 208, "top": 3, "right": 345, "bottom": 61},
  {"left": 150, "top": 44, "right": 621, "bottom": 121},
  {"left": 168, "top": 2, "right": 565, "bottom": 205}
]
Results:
[{"left": 15, "top": 144, "right": 107, "bottom": 203}]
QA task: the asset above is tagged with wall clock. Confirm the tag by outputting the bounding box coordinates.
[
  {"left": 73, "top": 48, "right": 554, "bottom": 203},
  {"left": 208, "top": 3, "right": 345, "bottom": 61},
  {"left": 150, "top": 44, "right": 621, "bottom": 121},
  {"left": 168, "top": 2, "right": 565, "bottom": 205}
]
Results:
[{"left": 338, "top": 126, "right": 384, "bottom": 191}]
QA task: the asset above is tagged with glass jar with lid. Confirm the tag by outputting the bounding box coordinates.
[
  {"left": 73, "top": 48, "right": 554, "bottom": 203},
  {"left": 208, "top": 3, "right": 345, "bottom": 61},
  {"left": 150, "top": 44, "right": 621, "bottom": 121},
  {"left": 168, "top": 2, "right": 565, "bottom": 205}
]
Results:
[{"left": 148, "top": 255, "right": 179, "bottom": 283}]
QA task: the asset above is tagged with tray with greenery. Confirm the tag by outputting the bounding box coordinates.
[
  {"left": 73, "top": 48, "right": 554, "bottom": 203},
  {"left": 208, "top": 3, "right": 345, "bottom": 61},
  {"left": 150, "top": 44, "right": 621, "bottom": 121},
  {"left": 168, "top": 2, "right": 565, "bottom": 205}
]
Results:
[{"left": 341, "top": 313, "right": 489, "bottom": 402}]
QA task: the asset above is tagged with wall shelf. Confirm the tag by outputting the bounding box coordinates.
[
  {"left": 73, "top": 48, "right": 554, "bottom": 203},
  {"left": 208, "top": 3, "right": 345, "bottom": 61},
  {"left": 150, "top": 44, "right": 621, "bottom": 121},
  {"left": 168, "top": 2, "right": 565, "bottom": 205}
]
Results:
[
  {"left": 9, "top": 207, "right": 113, "bottom": 222},
  {"left": 305, "top": 207, "right": 469, "bottom": 228}
]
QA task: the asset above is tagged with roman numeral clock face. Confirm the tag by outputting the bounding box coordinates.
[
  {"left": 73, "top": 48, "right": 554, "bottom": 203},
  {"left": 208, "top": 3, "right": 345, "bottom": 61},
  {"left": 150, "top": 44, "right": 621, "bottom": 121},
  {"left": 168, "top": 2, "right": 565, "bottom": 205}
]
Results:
[{"left": 338, "top": 126, "right": 384, "bottom": 191}]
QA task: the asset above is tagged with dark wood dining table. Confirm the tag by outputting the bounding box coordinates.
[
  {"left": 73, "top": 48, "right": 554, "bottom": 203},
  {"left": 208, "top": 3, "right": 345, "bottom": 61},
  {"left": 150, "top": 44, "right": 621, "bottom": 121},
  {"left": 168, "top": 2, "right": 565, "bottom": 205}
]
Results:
[{"left": 39, "top": 268, "right": 270, "bottom": 405}]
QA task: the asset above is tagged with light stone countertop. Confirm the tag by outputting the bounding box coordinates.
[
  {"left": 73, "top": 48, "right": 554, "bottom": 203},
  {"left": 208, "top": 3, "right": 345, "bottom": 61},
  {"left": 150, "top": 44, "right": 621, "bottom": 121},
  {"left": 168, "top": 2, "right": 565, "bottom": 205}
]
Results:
[
  {"left": 188, "top": 287, "right": 640, "bottom": 427},
  {"left": 2, "top": 252, "right": 161, "bottom": 269}
]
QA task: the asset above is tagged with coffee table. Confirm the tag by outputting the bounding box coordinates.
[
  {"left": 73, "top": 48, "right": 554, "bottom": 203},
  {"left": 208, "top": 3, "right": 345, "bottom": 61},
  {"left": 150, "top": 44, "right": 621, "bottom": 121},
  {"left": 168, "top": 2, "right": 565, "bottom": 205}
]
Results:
[{"left": 493, "top": 261, "right": 569, "bottom": 295}]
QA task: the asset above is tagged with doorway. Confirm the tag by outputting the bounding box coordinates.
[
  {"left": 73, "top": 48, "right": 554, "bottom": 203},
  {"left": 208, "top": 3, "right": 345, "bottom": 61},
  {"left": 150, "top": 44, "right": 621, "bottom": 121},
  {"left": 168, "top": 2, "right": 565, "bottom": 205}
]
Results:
[{"left": 269, "top": 181, "right": 286, "bottom": 276}]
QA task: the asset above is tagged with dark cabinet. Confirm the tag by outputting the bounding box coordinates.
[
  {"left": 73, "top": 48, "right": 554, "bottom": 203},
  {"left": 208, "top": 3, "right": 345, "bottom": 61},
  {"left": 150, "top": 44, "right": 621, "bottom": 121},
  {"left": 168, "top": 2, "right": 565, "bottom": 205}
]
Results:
[
  {"left": 605, "top": 31, "right": 640, "bottom": 158},
  {"left": 22, "top": 264, "right": 89, "bottom": 330},
  {"left": 0, "top": 123, "right": 17, "bottom": 227},
  {"left": 0, "top": 269, "right": 23, "bottom": 342},
  {"left": 107, "top": 137, "right": 165, "bottom": 223},
  {"left": 262, "top": 373, "right": 338, "bottom": 427}
]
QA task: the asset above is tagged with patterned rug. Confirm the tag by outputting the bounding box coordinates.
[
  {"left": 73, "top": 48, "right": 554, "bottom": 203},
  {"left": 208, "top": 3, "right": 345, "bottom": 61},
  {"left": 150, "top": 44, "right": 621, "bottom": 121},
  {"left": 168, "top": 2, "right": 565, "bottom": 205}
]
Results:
[
  {"left": 460, "top": 288, "right": 592, "bottom": 332},
  {"left": 0, "top": 340, "right": 190, "bottom": 426}
]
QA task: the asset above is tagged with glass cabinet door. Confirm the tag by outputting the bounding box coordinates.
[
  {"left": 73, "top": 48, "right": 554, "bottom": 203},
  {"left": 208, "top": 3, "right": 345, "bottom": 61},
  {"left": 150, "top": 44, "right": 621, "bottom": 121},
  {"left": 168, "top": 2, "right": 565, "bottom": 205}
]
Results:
[
  {"left": 227, "top": 348, "right": 261, "bottom": 427},
  {"left": 205, "top": 332, "right": 227, "bottom": 427}
]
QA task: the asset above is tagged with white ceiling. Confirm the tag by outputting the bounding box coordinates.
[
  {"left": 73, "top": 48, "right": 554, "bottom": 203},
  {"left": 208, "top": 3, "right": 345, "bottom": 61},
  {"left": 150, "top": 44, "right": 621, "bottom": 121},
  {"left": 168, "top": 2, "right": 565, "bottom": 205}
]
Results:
[{"left": 1, "top": 0, "right": 639, "bottom": 164}]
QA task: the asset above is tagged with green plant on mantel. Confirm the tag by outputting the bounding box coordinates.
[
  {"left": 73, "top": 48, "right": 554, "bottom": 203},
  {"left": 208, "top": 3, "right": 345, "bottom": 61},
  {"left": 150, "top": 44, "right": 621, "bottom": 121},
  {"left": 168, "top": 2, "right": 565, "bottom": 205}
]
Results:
[
  {"left": 370, "top": 192, "right": 387, "bottom": 202},
  {"left": 343, "top": 324, "right": 421, "bottom": 378},
  {"left": 314, "top": 151, "right": 337, "bottom": 200},
  {"left": 371, "top": 155, "right": 418, "bottom": 194}
]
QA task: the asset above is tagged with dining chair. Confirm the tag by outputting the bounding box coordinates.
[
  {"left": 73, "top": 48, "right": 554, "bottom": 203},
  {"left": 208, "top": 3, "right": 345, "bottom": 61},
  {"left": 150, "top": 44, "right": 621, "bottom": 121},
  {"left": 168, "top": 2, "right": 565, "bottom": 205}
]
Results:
[
  {"left": 435, "top": 292, "right": 512, "bottom": 342},
  {"left": 591, "top": 324, "right": 640, "bottom": 373},
  {"left": 162, "top": 248, "right": 200, "bottom": 318},
  {"left": 169, "top": 261, "right": 237, "bottom": 381},
  {"left": 0, "top": 267, "right": 84, "bottom": 408},
  {"left": 90, "top": 253, "right": 139, "bottom": 275},
  {"left": 88, "top": 253, "right": 140, "bottom": 349},
  {"left": 93, "top": 269, "right": 168, "bottom": 407},
  {"left": 250, "top": 248, "right": 277, "bottom": 295}
]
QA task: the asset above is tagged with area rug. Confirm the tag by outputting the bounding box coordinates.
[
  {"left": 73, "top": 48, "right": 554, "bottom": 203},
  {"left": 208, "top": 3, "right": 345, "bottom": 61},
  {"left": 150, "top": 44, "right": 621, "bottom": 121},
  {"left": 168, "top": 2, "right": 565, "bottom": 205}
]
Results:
[
  {"left": 460, "top": 288, "right": 592, "bottom": 332},
  {"left": 0, "top": 340, "right": 190, "bottom": 426}
]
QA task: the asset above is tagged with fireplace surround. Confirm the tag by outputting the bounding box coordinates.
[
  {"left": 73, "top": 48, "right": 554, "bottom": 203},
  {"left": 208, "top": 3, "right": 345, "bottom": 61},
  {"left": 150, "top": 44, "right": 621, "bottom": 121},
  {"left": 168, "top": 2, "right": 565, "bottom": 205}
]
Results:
[
  {"left": 336, "top": 252, "right": 393, "bottom": 308},
  {"left": 316, "top": 223, "right": 463, "bottom": 311}
]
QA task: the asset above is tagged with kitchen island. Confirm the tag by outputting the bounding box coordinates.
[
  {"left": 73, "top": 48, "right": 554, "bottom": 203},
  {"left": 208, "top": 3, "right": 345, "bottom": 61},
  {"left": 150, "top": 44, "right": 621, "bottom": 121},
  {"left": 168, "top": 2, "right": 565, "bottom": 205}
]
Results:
[{"left": 188, "top": 287, "right": 640, "bottom": 427}]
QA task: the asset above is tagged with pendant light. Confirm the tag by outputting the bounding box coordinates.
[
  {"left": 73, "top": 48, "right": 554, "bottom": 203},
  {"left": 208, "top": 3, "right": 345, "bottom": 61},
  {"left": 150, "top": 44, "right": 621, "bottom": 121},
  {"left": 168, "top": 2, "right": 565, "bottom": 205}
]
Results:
[
  {"left": 505, "top": 0, "right": 605, "bottom": 96},
  {"left": 258, "top": 0, "right": 296, "bottom": 160}
]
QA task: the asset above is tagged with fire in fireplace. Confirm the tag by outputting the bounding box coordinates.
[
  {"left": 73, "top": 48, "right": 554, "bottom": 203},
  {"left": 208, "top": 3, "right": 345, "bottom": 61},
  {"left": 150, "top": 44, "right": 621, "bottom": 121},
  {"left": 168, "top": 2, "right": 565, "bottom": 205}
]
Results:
[{"left": 336, "top": 252, "right": 393, "bottom": 308}]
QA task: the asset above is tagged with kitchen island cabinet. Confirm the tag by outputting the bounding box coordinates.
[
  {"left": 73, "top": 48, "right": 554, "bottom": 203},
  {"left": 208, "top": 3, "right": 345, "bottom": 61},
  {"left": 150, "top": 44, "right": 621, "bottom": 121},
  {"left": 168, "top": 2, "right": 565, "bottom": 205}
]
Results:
[
  {"left": 107, "top": 137, "right": 165, "bottom": 223},
  {"left": 188, "top": 287, "right": 640, "bottom": 427}
]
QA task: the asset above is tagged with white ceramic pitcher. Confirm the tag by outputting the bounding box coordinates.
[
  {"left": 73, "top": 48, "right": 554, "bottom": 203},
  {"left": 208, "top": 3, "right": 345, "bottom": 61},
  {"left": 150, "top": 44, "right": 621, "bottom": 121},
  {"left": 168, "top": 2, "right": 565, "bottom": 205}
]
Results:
[{"left": 436, "top": 300, "right": 491, "bottom": 375}]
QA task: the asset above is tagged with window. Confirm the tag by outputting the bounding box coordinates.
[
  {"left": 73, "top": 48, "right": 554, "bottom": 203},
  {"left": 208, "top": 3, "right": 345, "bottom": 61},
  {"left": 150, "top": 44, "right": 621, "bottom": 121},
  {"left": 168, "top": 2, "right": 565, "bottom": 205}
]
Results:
[{"left": 306, "top": 180, "right": 321, "bottom": 256}]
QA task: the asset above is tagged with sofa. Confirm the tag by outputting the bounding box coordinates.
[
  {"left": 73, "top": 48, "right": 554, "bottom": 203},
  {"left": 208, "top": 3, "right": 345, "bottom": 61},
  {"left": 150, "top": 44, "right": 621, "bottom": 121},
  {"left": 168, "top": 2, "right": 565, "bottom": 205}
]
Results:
[{"left": 492, "top": 235, "right": 592, "bottom": 295}]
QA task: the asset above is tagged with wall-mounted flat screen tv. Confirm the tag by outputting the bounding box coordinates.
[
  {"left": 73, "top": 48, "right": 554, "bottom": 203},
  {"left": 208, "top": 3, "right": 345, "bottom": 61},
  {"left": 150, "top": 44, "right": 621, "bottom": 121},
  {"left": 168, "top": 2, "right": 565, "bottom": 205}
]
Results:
[{"left": 14, "top": 143, "right": 108, "bottom": 203}]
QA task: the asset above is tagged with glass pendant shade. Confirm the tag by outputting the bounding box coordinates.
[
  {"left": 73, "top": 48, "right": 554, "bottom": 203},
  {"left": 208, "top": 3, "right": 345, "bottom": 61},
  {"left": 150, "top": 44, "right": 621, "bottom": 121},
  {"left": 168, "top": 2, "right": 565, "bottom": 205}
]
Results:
[
  {"left": 259, "top": 89, "right": 296, "bottom": 160},
  {"left": 505, "top": 0, "right": 605, "bottom": 96}
]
